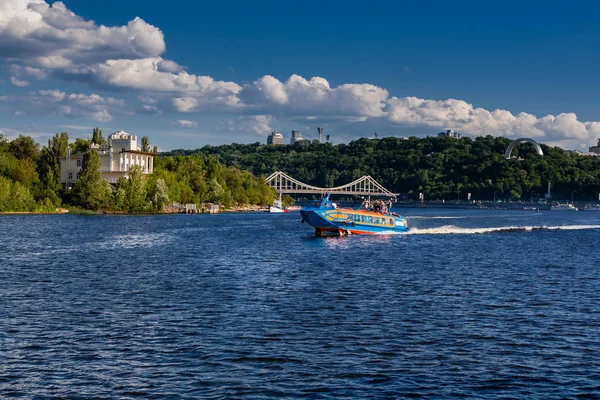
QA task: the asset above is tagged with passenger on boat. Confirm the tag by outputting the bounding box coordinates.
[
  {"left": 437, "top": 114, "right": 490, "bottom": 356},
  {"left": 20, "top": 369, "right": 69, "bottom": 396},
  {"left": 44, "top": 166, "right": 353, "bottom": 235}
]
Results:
[{"left": 362, "top": 198, "right": 370, "bottom": 210}]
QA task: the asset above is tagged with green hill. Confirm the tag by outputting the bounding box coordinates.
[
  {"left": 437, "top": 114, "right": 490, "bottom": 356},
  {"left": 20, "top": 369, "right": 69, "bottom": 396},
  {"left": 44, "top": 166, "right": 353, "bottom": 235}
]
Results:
[{"left": 163, "top": 135, "right": 600, "bottom": 202}]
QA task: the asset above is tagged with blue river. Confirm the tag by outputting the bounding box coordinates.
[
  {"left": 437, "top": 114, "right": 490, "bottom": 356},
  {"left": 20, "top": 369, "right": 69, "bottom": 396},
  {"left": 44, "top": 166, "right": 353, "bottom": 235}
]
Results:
[{"left": 2, "top": 209, "right": 600, "bottom": 398}]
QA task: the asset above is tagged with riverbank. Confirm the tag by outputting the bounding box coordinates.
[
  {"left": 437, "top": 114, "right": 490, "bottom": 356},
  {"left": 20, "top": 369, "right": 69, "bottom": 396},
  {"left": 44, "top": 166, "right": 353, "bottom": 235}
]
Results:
[{"left": 0, "top": 208, "right": 70, "bottom": 215}]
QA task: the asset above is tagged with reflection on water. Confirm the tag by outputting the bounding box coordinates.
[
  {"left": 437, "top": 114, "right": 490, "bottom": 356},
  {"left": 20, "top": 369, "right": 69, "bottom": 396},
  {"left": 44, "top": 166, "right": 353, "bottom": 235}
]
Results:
[{"left": 98, "top": 232, "right": 175, "bottom": 249}]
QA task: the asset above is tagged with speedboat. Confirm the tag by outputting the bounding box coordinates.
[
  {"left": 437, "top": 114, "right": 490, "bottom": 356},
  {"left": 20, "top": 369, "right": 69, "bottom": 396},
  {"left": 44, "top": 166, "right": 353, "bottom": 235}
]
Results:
[
  {"left": 269, "top": 198, "right": 289, "bottom": 213},
  {"left": 300, "top": 193, "right": 408, "bottom": 236}
]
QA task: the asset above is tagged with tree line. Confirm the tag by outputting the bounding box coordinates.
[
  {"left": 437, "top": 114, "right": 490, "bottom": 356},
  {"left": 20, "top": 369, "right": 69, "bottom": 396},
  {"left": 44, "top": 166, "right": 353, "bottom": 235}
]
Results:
[
  {"left": 164, "top": 135, "right": 600, "bottom": 202},
  {"left": 0, "top": 129, "right": 276, "bottom": 213}
]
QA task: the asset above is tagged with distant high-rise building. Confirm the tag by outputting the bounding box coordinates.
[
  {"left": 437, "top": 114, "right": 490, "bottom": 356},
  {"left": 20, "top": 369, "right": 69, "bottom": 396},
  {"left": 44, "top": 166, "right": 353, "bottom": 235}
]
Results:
[
  {"left": 267, "top": 131, "right": 283, "bottom": 145},
  {"left": 291, "top": 130, "right": 302, "bottom": 144},
  {"left": 325, "top": 135, "right": 331, "bottom": 143},
  {"left": 317, "top": 127, "right": 323, "bottom": 143},
  {"left": 437, "top": 129, "right": 461, "bottom": 138}
]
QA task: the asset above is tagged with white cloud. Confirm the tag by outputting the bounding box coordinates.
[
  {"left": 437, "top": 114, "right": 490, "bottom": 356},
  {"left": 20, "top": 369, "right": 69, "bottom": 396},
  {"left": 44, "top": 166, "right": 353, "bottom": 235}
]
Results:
[
  {"left": 238, "top": 74, "right": 388, "bottom": 118},
  {"left": 137, "top": 104, "right": 161, "bottom": 115},
  {"left": 176, "top": 119, "right": 198, "bottom": 128},
  {"left": 221, "top": 115, "right": 274, "bottom": 136},
  {"left": 0, "top": 89, "right": 127, "bottom": 122},
  {"left": 10, "top": 76, "right": 30, "bottom": 87},
  {"left": 384, "top": 96, "right": 599, "bottom": 143},
  {"left": 172, "top": 97, "right": 198, "bottom": 113},
  {"left": 0, "top": 1, "right": 165, "bottom": 64},
  {"left": 10, "top": 64, "right": 49, "bottom": 80},
  {"left": 0, "top": 126, "right": 49, "bottom": 142},
  {"left": 86, "top": 58, "right": 243, "bottom": 112}
]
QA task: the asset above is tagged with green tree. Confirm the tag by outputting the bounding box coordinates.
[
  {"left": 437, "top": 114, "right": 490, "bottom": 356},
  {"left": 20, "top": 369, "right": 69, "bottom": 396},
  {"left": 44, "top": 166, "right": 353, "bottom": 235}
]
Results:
[
  {"left": 141, "top": 136, "right": 150, "bottom": 152},
  {"left": 12, "top": 157, "right": 38, "bottom": 188},
  {"left": 149, "top": 178, "right": 169, "bottom": 212},
  {"left": 0, "top": 176, "right": 37, "bottom": 212},
  {"left": 123, "top": 165, "right": 148, "bottom": 213},
  {"left": 37, "top": 132, "right": 69, "bottom": 194},
  {"left": 9, "top": 135, "right": 39, "bottom": 160},
  {"left": 0, "top": 134, "right": 9, "bottom": 152},
  {"left": 70, "top": 137, "right": 92, "bottom": 153},
  {"left": 282, "top": 194, "right": 295, "bottom": 207},
  {"left": 113, "top": 186, "right": 126, "bottom": 212},
  {"left": 71, "top": 150, "right": 110, "bottom": 210},
  {"left": 91, "top": 127, "right": 105, "bottom": 145}
]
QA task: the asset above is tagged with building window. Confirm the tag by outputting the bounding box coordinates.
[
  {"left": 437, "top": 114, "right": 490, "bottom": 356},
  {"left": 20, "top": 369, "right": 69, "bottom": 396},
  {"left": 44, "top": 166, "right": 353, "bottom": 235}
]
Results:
[
  {"left": 68, "top": 173, "right": 72, "bottom": 179},
  {"left": 76, "top": 173, "right": 80, "bottom": 180},
  {"left": 76, "top": 160, "right": 81, "bottom": 167}
]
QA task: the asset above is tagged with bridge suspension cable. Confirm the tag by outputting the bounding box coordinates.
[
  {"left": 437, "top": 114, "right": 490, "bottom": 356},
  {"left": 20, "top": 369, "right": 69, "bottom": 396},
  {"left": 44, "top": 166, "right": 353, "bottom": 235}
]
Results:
[{"left": 265, "top": 171, "right": 397, "bottom": 197}]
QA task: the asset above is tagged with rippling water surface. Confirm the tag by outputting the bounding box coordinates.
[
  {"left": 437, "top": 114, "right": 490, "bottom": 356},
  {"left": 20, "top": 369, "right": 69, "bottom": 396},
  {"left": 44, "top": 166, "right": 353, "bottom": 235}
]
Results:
[{"left": 2, "top": 209, "right": 600, "bottom": 398}]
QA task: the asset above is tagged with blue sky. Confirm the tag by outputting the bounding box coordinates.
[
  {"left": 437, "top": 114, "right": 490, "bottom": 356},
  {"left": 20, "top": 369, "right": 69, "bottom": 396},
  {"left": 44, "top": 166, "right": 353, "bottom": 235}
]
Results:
[{"left": 1, "top": 0, "right": 600, "bottom": 150}]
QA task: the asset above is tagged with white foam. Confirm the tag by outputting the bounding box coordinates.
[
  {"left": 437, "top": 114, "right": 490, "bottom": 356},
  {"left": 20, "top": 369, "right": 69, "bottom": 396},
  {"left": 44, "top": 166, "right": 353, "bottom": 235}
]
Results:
[
  {"left": 407, "top": 216, "right": 467, "bottom": 220},
  {"left": 374, "top": 230, "right": 404, "bottom": 235},
  {"left": 406, "top": 224, "right": 600, "bottom": 235}
]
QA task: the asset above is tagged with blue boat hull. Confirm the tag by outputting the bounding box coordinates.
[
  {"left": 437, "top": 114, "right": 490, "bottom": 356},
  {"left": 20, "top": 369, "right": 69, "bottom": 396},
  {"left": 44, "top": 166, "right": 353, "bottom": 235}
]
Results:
[{"left": 300, "top": 207, "right": 409, "bottom": 236}]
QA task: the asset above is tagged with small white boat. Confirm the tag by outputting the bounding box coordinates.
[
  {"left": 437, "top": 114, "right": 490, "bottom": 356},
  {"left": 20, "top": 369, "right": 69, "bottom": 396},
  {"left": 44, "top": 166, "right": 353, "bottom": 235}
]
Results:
[
  {"left": 269, "top": 199, "right": 289, "bottom": 213},
  {"left": 551, "top": 203, "right": 578, "bottom": 211},
  {"left": 580, "top": 205, "right": 600, "bottom": 211}
]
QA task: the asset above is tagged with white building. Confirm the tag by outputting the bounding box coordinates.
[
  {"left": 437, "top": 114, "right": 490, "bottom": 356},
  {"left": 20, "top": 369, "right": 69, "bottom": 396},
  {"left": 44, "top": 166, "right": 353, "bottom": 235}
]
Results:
[
  {"left": 290, "top": 130, "right": 302, "bottom": 144},
  {"left": 438, "top": 129, "right": 461, "bottom": 138},
  {"left": 267, "top": 131, "right": 284, "bottom": 145},
  {"left": 61, "top": 130, "right": 155, "bottom": 187}
]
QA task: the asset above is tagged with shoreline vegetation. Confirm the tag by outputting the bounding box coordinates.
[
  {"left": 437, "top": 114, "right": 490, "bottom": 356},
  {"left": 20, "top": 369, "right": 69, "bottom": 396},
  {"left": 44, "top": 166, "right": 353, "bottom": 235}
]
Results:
[
  {"left": 0, "top": 129, "right": 278, "bottom": 214},
  {"left": 4, "top": 129, "right": 600, "bottom": 215}
]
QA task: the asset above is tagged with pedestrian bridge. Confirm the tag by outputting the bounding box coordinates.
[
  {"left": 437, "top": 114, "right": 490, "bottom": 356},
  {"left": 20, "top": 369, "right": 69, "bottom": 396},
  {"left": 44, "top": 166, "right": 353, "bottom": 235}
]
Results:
[{"left": 265, "top": 171, "right": 397, "bottom": 197}]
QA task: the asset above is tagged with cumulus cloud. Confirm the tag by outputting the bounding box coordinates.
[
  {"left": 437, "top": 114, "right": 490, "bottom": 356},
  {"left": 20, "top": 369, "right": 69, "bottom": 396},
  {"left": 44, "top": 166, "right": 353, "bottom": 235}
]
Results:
[
  {"left": 0, "top": 89, "right": 127, "bottom": 122},
  {"left": 0, "top": 126, "right": 50, "bottom": 142},
  {"left": 10, "top": 64, "right": 49, "bottom": 80},
  {"left": 221, "top": 115, "right": 274, "bottom": 136},
  {"left": 0, "top": 0, "right": 165, "bottom": 64},
  {"left": 239, "top": 74, "right": 388, "bottom": 118},
  {"left": 10, "top": 76, "right": 30, "bottom": 87},
  {"left": 175, "top": 120, "right": 198, "bottom": 128},
  {"left": 384, "top": 96, "right": 600, "bottom": 143}
]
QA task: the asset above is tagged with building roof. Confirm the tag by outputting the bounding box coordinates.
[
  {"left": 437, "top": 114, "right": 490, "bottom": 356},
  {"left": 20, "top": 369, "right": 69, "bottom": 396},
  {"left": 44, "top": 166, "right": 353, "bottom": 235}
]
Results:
[
  {"left": 120, "top": 149, "right": 156, "bottom": 156},
  {"left": 109, "top": 130, "right": 136, "bottom": 140}
]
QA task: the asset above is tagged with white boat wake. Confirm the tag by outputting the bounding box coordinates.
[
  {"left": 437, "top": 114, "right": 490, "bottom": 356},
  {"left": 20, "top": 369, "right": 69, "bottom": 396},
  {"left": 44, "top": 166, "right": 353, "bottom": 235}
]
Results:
[
  {"left": 406, "top": 216, "right": 468, "bottom": 219},
  {"left": 406, "top": 224, "right": 600, "bottom": 235}
]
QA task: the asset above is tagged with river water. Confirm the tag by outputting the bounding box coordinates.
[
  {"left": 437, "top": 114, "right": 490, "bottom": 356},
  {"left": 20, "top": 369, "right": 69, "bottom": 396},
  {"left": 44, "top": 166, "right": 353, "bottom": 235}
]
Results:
[{"left": 2, "top": 209, "right": 600, "bottom": 398}]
